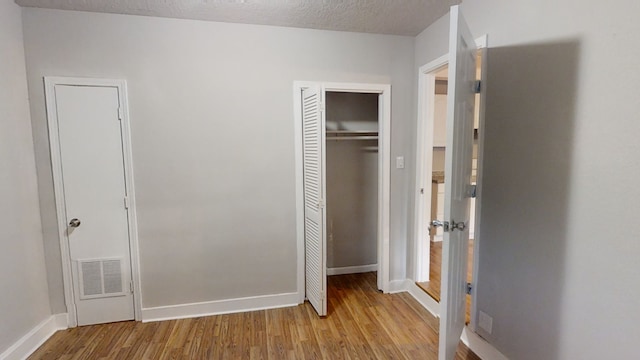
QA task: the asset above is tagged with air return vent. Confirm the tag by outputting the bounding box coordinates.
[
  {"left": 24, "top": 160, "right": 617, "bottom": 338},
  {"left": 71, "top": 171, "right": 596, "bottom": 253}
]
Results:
[{"left": 78, "top": 258, "right": 126, "bottom": 299}]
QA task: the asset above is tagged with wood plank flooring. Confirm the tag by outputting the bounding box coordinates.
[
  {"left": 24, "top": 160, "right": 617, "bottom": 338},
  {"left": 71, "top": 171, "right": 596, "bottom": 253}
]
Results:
[
  {"left": 416, "top": 240, "right": 474, "bottom": 323},
  {"left": 29, "top": 273, "right": 479, "bottom": 359}
]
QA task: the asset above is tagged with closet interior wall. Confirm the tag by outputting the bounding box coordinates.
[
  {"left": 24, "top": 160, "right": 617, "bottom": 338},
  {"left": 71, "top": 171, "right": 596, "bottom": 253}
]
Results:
[{"left": 325, "top": 92, "right": 379, "bottom": 272}]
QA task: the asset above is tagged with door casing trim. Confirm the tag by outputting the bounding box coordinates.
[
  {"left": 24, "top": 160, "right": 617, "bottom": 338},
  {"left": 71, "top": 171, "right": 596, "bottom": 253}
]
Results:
[
  {"left": 44, "top": 76, "right": 142, "bottom": 327},
  {"left": 293, "top": 81, "right": 391, "bottom": 301},
  {"left": 412, "top": 35, "right": 488, "bottom": 332}
]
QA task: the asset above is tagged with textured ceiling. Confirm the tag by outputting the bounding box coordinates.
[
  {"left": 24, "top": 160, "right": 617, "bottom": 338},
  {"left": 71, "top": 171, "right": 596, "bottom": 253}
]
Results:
[{"left": 15, "top": 0, "right": 460, "bottom": 36}]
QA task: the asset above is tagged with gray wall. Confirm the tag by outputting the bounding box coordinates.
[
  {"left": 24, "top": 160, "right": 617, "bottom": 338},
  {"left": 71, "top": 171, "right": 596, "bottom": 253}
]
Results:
[
  {"left": 21, "top": 9, "right": 415, "bottom": 310},
  {"left": 0, "top": 1, "right": 52, "bottom": 354},
  {"left": 325, "top": 92, "right": 378, "bottom": 269},
  {"left": 415, "top": 1, "right": 640, "bottom": 358}
]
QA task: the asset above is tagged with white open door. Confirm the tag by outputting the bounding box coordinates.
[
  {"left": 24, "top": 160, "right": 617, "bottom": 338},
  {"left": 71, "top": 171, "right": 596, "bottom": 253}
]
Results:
[
  {"left": 439, "top": 5, "right": 477, "bottom": 360},
  {"left": 302, "top": 86, "right": 327, "bottom": 316}
]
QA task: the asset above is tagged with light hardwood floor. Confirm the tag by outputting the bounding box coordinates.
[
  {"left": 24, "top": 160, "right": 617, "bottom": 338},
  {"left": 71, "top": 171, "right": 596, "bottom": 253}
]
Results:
[
  {"left": 416, "top": 240, "right": 474, "bottom": 323},
  {"left": 29, "top": 273, "right": 479, "bottom": 359}
]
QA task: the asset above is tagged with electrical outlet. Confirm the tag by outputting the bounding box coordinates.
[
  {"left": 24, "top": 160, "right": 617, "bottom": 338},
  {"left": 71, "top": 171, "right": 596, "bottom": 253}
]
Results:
[{"left": 478, "top": 310, "right": 493, "bottom": 334}]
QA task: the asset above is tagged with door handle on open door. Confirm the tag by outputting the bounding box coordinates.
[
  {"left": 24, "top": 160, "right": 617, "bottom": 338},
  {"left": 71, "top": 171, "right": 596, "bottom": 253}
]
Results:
[
  {"left": 69, "top": 218, "right": 81, "bottom": 228},
  {"left": 450, "top": 220, "right": 466, "bottom": 231},
  {"left": 429, "top": 220, "right": 449, "bottom": 232},
  {"left": 429, "top": 220, "right": 467, "bottom": 232}
]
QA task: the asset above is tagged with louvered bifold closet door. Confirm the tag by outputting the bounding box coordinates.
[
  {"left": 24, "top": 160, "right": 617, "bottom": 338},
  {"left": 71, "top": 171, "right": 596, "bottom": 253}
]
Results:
[{"left": 302, "top": 86, "right": 327, "bottom": 316}]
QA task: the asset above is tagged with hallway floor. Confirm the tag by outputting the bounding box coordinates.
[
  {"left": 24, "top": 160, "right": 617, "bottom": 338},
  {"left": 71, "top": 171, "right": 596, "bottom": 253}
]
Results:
[{"left": 416, "top": 240, "right": 474, "bottom": 324}]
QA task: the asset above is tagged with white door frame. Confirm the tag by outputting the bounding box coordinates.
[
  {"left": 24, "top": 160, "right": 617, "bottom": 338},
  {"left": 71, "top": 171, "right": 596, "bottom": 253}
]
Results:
[
  {"left": 294, "top": 81, "right": 391, "bottom": 300},
  {"left": 44, "top": 76, "right": 142, "bottom": 327},
  {"left": 413, "top": 36, "right": 487, "bottom": 331}
]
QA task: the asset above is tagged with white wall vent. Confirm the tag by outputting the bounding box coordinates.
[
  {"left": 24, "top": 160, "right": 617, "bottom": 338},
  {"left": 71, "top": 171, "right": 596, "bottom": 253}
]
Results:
[
  {"left": 78, "top": 258, "right": 126, "bottom": 299},
  {"left": 80, "top": 261, "right": 103, "bottom": 296}
]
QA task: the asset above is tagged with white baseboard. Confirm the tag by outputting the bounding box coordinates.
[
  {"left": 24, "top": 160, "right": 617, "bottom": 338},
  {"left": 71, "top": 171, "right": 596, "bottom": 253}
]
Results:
[
  {"left": 462, "top": 327, "right": 509, "bottom": 360},
  {"left": 0, "top": 313, "right": 67, "bottom": 360},
  {"left": 396, "top": 279, "right": 507, "bottom": 360},
  {"left": 387, "top": 280, "right": 440, "bottom": 318},
  {"left": 327, "top": 264, "right": 377, "bottom": 276},
  {"left": 387, "top": 279, "right": 410, "bottom": 293},
  {"left": 142, "top": 292, "right": 300, "bottom": 322},
  {"left": 407, "top": 281, "right": 440, "bottom": 317}
]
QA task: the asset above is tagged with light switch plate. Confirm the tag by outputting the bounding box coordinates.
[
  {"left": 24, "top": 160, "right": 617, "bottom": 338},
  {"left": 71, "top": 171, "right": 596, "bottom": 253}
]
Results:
[{"left": 396, "top": 156, "right": 405, "bottom": 169}]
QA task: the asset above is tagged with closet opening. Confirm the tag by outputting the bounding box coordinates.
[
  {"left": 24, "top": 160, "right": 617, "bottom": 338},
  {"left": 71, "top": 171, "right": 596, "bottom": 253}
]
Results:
[
  {"left": 325, "top": 91, "right": 379, "bottom": 287},
  {"left": 294, "top": 81, "right": 391, "bottom": 317}
]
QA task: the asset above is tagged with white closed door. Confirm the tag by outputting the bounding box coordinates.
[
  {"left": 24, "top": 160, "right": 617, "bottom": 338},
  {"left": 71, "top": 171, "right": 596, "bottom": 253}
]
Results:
[
  {"left": 302, "top": 86, "right": 327, "bottom": 316},
  {"left": 439, "top": 5, "right": 477, "bottom": 360},
  {"left": 53, "top": 84, "right": 135, "bottom": 326}
]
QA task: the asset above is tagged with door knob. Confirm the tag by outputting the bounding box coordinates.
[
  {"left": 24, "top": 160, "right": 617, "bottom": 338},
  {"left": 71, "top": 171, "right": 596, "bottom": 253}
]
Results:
[
  {"left": 429, "top": 219, "right": 449, "bottom": 232},
  {"left": 429, "top": 220, "right": 467, "bottom": 232},
  {"left": 69, "top": 218, "right": 81, "bottom": 228},
  {"left": 451, "top": 220, "right": 466, "bottom": 231}
]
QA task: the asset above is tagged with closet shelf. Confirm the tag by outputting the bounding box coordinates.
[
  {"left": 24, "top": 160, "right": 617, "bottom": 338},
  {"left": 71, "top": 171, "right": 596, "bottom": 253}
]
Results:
[{"left": 326, "top": 130, "right": 378, "bottom": 141}]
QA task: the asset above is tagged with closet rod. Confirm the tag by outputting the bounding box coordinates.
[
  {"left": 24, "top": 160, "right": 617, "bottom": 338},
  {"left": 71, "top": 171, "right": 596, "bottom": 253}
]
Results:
[
  {"left": 326, "top": 136, "right": 378, "bottom": 141},
  {"left": 326, "top": 130, "right": 378, "bottom": 141}
]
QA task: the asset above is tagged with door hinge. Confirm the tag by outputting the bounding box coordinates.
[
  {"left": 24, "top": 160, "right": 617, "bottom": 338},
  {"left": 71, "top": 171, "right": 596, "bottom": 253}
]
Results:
[
  {"left": 318, "top": 199, "right": 325, "bottom": 209},
  {"left": 473, "top": 80, "right": 482, "bottom": 94},
  {"left": 319, "top": 102, "right": 325, "bottom": 114},
  {"left": 117, "top": 106, "right": 124, "bottom": 120},
  {"left": 124, "top": 196, "right": 130, "bottom": 209},
  {"left": 466, "top": 282, "right": 473, "bottom": 295},
  {"left": 130, "top": 281, "right": 134, "bottom": 293},
  {"left": 467, "top": 184, "right": 477, "bottom": 198}
]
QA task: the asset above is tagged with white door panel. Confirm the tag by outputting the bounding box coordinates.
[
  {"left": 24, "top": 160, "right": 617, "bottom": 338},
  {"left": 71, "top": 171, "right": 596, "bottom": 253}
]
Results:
[
  {"left": 439, "top": 5, "right": 477, "bottom": 360},
  {"left": 302, "top": 86, "right": 327, "bottom": 316},
  {"left": 54, "top": 84, "right": 134, "bottom": 326}
]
